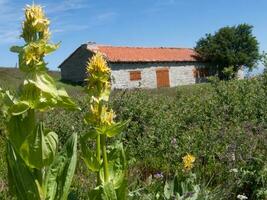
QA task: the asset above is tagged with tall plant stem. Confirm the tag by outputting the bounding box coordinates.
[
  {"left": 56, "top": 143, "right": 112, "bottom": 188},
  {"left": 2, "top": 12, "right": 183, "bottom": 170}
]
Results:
[
  {"left": 96, "top": 135, "right": 101, "bottom": 162},
  {"left": 96, "top": 135, "right": 101, "bottom": 184},
  {"left": 100, "top": 134, "right": 109, "bottom": 182}
]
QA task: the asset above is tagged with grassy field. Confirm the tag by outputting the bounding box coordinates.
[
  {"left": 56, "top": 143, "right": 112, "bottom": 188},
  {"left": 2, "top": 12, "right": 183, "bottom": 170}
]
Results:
[{"left": 0, "top": 68, "right": 267, "bottom": 199}]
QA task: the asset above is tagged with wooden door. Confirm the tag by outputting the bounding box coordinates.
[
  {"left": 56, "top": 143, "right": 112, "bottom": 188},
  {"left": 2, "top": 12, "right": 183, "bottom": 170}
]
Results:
[{"left": 156, "top": 68, "right": 170, "bottom": 88}]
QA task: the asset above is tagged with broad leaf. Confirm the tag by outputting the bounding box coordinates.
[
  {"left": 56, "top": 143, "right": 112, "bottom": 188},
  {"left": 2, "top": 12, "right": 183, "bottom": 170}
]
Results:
[
  {"left": 6, "top": 141, "right": 41, "bottom": 200},
  {"left": 20, "top": 122, "right": 58, "bottom": 169},
  {"left": 82, "top": 129, "right": 99, "bottom": 140},
  {"left": 10, "top": 45, "right": 23, "bottom": 53},
  {"left": 8, "top": 114, "right": 35, "bottom": 154},
  {"left": 23, "top": 72, "right": 78, "bottom": 110},
  {"left": 81, "top": 138, "right": 101, "bottom": 172},
  {"left": 115, "top": 179, "right": 128, "bottom": 200},
  {"left": 88, "top": 186, "right": 102, "bottom": 200},
  {"left": 45, "top": 133, "right": 77, "bottom": 200},
  {"left": 102, "top": 182, "right": 117, "bottom": 200},
  {"left": 9, "top": 101, "right": 30, "bottom": 115},
  {"left": 96, "top": 120, "right": 129, "bottom": 138},
  {"left": 45, "top": 43, "right": 60, "bottom": 55},
  {"left": 100, "top": 142, "right": 127, "bottom": 190},
  {"left": 164, "top": 180, "right": 174, "bottom": 199}
]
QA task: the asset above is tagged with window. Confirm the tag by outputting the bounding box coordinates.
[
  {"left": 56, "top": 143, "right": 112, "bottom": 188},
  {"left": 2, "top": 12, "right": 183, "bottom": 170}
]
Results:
[
  {"left": 193, "top": 68, "right": 209, "bottom": 78},
  {"left": 130, "top": 71, "right": 141, "bottom": 81}
]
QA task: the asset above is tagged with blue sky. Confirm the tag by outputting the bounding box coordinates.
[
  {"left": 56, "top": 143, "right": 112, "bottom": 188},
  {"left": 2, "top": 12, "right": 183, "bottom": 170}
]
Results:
[{"left": 0, "top": 0, "right": 267, "bottom": 73}]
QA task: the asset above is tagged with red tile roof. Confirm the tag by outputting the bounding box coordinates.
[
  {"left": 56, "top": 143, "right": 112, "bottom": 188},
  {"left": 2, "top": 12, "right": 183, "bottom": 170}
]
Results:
[{"left": 87, "top": 44, "right": 199, "bottom": 62}]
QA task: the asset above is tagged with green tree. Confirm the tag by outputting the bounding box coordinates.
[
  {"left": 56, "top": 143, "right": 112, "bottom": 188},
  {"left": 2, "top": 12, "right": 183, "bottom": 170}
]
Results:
[
  {"left": 261, "top": 52, "right": 267, "bottom": 73},
  {"left": 195, "top": 24, "right": 260, "bottom": 79}
]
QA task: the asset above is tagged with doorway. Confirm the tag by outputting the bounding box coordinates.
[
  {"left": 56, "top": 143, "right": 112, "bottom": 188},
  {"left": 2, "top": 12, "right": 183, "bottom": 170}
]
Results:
[{"left": 156, "top": 68, "right": 170, "bottom": 88}]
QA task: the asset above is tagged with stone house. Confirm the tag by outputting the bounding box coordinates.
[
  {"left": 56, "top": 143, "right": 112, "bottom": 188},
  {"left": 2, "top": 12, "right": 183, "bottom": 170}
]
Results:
[{"left": 59, "top": 43, "right": 212, "bottom": 89}]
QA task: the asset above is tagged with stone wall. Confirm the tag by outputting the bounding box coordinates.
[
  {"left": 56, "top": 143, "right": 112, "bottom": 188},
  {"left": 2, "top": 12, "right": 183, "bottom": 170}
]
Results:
[{"left": 110, "top": 62, "right": 206, "bottom": 89}]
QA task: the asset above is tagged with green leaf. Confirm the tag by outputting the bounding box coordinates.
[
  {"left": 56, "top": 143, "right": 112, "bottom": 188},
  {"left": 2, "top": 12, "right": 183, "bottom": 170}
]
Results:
[
  {"left": 82, "top": 129, "right": 99, "bottom": 140},
  {"left": 45, "top": 133, "right": 77, "bottom": 200},
  {"left": 9, "top": 101, "right": 30, "bottom": 115},
  {"left": 96, "top": 120, "right": 129, "bottom": 138},
  {"left": 102, "top": 182, "right": 117, "bottom": 200},
  {"left": 24, "top": 72, "right": 78, "bottom": 110},
  {"left": 88, "top": 186, "right": 102, "bottom": 200},
  {"left": 45, "top": 43, "right": 60, "bottom": 55},
  {"left": 57, "top": 88, "right": 79, "bottom": 110},
  {"left": 10, "top": 45, "right": 23, "bottom": 53},
  {"left": 8, "top": 114, "right": 35, "bottom": 155},
  {"left": 100, "top": 142, "right": 127, "bottom": 190},
  {"left": 20, "top": 122, "right": 58, "bottom": 169},
  {"left": 27, "top": 73, "right": 58, "bottom": 97},
  {"left": 115, "top": 179, "right": 128, "bottom": 200},
  {"left": 81, "top": 137, "right": 101, "bottom": 172},
  {"left": 164, "top": 180, "right": 174, "bottom": 199},
  {"left": 6, "top": 141, "right": 41, "bottom": 200}
]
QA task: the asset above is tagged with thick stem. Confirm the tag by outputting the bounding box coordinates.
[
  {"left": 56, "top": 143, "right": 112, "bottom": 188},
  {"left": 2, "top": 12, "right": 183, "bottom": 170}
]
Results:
[
  {"left": 100, "top": 134, "right": 109, "bottom": 182},
  {"left": 96, "top": 101, "right": 102, "bottom": 184}
]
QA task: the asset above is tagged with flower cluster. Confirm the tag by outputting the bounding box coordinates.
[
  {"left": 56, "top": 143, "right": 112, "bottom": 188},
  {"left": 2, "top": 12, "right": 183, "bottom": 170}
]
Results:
[
  {"left": 84, "top": 53, "right": 114, "bottom": 127},
  {"left": 11, "top": 5, "right": 58, "bottom": 72},
  {"left": 182, "top": 154, "right": 196, "bottom": 172},
  {"left": 22, "top": 4, "right": 50, "bottom": 42},
  {"left": 101, "top": 106, "right": 115, "bottom": 126},
  {"left": 85, "top": 104, "right": 115, "bottom": 126},
  {"left": 85, "top": 52, "right": 111, "bottom": 100}
]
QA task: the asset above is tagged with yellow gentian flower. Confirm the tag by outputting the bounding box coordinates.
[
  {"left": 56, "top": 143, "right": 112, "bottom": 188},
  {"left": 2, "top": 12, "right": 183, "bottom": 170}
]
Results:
[
  {"left": 87, "top": 53, "right": 110, "bottom": 74},
  {"left": 182, "top": 153, "right": 196, "bottom": 171}
]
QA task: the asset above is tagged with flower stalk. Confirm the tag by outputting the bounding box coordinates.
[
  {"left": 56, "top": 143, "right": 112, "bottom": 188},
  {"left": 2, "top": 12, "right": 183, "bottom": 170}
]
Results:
[
  {"left": 100, "top": 134, "right": 109, "bottom": 182},
  {"left": 82, "top": 53, "right": 129, "bottom": 199}
]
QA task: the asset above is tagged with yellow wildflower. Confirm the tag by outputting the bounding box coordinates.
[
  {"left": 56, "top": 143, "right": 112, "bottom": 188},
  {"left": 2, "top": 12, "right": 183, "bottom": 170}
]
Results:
[
  {"left": 25, "top": 5, "right": 50, "bottom": 29},
  {"left": 101, "top": 107, "right": 115, "bottom": 125},
  {"left": 22, "top": 5, "right": 50, "bottom": 42},
  {"left": 85, "top": 53, "right": 111, "bottom": 99},
  {"left": 23, "top": 42, "right": 44, "bottom": 64},
  {"left": 182, "top": 154, "right": 196, "bottom": 171},
  {"left": 86, "top": 53, "right": 110, "bottom": 74}
]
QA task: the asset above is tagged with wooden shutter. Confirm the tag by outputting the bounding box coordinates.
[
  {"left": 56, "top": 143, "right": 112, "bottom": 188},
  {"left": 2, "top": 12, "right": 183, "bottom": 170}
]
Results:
[{"left": 130, "top": 71, "right": 141, "bottom": 81}]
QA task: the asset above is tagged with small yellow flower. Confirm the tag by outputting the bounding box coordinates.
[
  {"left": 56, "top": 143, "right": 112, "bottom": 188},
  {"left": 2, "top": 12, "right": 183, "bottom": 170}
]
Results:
[
  {"left": 182, "top": 154, "right": 196, "bottom": 171},
  {"left": 23, "top": 42, "right": 44, "bottom": 64},
  {"left": 101, "top": 107, "right": 115, "bottom": 125}
]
